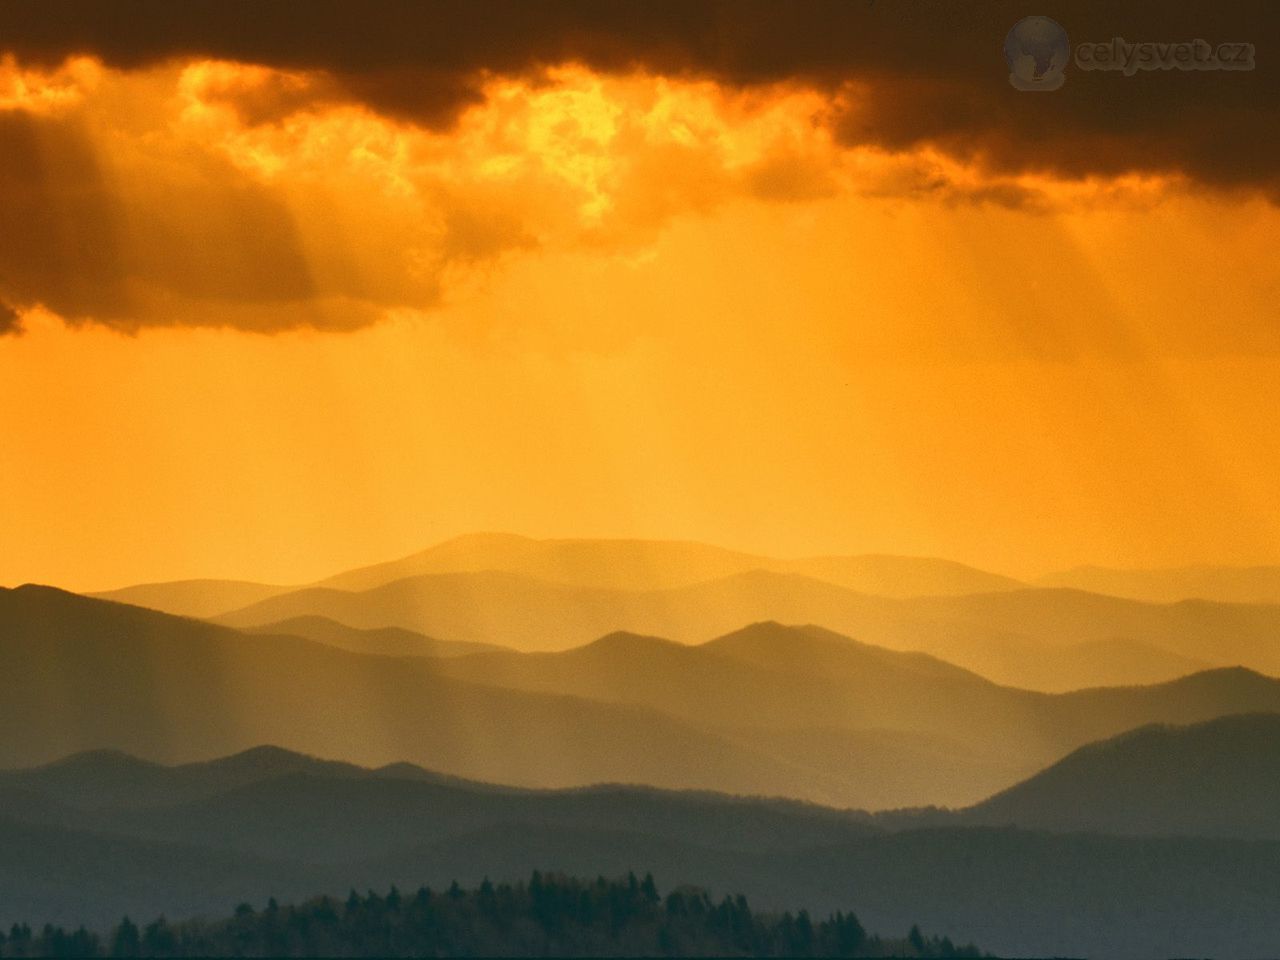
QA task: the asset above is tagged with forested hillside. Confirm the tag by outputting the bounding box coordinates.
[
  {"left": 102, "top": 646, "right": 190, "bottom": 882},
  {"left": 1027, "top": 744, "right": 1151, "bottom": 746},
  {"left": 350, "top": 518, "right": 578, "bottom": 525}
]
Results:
[{"left": 0, "top": 874, "right": 980, "bottom": 958}]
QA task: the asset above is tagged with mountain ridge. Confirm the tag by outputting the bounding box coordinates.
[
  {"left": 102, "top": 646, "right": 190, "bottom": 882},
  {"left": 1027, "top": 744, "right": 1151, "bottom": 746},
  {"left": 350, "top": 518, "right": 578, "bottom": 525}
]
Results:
[
  {"left": 8, "top": 586, "right": 1280, "bottom": 810},
  {"left": 1038, "top": 563, "right": 1280, "bottom": 605},
  {"left": 90, "top": 533, "right": 1028, "bottom": 619},
  {"left": 212, "top": 567, "right": 1280, "bottom": 683},
  {"left": 5, "top": 738, "right": 1280, "bottom": 958},
  {"left": 1, "top": 584, "right": 857, "bottom": 804},
  {"left": 963, "top": 712, "right": 1280, "bottom": 840}
]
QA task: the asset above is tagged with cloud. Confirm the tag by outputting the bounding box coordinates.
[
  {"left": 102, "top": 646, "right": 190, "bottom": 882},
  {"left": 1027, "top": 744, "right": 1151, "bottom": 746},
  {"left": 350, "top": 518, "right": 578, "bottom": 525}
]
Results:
[
  {"left": 0, "top": 0, "right": 1275, "bottom": 194},
  {"left": 0, "top": 1, "right": 1273, "bottom": 336},
  {"left": 0, "top": 300, "right": 21, "bottom": 335},
  {"left": 0, "top": 109, "right": 335, "bottom": 331},
  {"left": 0, "top": 59, "right": 871, "bottom": 333},
  {"left": 0, "top": 111, "right": 131, "bottom": 323}
]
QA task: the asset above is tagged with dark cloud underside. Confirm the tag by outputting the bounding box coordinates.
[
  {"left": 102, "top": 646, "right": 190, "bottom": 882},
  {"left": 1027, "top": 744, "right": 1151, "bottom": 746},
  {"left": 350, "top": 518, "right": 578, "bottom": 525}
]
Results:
[
  {"left": 0, "top": 112, "right": 325, "bottom": 330},
  {"left": 0, "top": 301, "right": 21, "bottom": 335},
  {"left": 1, "top": 0, "right": 1276, "bottom": 191}
]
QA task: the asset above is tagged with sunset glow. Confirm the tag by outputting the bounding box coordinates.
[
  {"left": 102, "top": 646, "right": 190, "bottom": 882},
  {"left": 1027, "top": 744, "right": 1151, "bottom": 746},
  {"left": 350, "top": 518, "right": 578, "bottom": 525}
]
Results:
[
  {"left": 4, "top": 6, "right": 1280, "bottom": 955},
  {"left": 2, "top": 48, "right": 1277, "bottom": 590}
]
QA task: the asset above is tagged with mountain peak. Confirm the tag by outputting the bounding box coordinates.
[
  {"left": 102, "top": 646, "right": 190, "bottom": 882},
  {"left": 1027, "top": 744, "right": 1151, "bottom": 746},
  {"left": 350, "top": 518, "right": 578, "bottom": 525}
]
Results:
[
  {"left": 577, "top": 631, "right": 685, "bottom": 655},
  {"left": 197, "top": 744, "right": 328, "bottom": 772},
  {"left": 711, "top": 620, "right": 809, "bottom": 641},
  {"left": 34, "top": 748, "right": 164, "bottom": 774},
  {"left": 425, "top": 531, "right": 541, "bottom": 551},
  {"left": 1172, "top": 665, "right": 1273, "bottom": 687},
  {"left": 707, "top": 620, "right": 870, "bottom": 651},
  {"left": 10, "top": 582, "right": 77, "bottom": 597},
  {"left": 6, "top": 582, "right": 148, "bottom": 614}
]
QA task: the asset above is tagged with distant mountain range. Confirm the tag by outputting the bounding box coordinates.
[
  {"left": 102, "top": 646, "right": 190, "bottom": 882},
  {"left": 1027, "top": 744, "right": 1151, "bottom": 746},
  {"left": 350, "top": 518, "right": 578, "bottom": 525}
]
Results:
[
  {"left": 1037, "top": 563, "right": 1280, "bottom": 605},
  {"left": 315, "top": 533, "right": 1029, "bottom": 596},
  {"left": 0, "top": 585, "right": 842, "bottom": 804},
  {"left": 245, "top": 615, "right": 503, "bottom": 659},
  {"left": 97, "top": 532, "right": 1280, "bottom": 609},
  {"left": 5, "top": 728, "right": 1280, "bottom": 958},
  {"left": 87, "top": 535, "right": 1280, "bottom": 691},
  {"left": 90, "top": 577, "right": 291, "bottom": 620},
  {"left": 5, "top": 585, "right": 1280, "bottom": 810},
  {"left": 93, "top": 533, "right": 1026, "bottom": 613},
  {"left": 207, "top": 566, "right": 1280, "bottom": 682}
]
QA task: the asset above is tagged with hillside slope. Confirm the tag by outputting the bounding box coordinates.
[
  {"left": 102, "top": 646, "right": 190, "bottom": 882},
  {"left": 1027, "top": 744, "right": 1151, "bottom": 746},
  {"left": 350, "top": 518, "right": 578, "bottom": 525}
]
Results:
[
  {"left": 90, "top": 578, "right": 292, "bottom": 619},
  {"left": 246, "top": 615, "right": 504, "bottom": 659},
  {"left": 964, "top": 713, "right": 1280, "bottom": 839},
  {"left": 0, "top": 586, "right": 832, "bottom": 802}
]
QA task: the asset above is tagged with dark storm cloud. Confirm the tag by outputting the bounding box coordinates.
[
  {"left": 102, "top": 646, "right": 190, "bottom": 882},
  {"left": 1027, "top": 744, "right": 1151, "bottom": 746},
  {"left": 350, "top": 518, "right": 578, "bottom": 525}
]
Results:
[
  {"left": 0, "top": 111, "right": 325, "bottom": 332},
  {"left": 0, "top": 112, "right": 132, "bottom": 324},
  {"left": 0, "top": 0, "right": 1276, "bottom": 192},
  {"left": 0, "top": 301, "right": 21, "bottom": 335}
]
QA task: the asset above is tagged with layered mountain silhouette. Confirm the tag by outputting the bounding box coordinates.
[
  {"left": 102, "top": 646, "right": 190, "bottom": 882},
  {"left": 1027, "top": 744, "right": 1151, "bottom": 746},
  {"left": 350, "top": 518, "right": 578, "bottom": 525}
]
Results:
[
  {"left": 0, "top": 585, "right": 838, "bottom": 803},
  {"left": 946, "top": 637, "right": 1211, "bottom": 693},
  {"left": 963, "top": 713, "right": 1280, "bottom": 840},
  {"left": 425, "top": 623, "right": 993, "bottom": 731},
  {"left": 313, "top": 533, "right": 769, "bottom": 593},
  {"left": 5, "top": 739, "right": 1280, "bottom": 958},
  {"left": 1038, "top": 563, "right": 1280, "bottom": 605},
  {"left": 314, "top": 533, "right": 1031, "bottom": 596},
  {"left": 90, "top": 534, "right": 1280, "bottom": 691},
  {"left": 7, "top": 585, "right": 1280, "bottom": 810},
  {"left": 0, "top": 747, "right": 880, "bottom": 864},
  {"left": 211, "top": 566, "right": 1280, "bottom": 682},
  {"left": 93, "top": 534, "right": 1026, "bottom": 617},
  {"left": 91, "top": 578, "right": 291, "bottom": 620},
  {"left": 245, "top": 615, "right": 503, "bottom": 659}
]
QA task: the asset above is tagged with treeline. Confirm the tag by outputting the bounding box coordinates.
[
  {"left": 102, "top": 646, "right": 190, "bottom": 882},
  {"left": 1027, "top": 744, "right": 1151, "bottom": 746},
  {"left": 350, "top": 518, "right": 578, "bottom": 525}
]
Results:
[{"left": 0, "top": 872, "right": 985, "bottom": 958}]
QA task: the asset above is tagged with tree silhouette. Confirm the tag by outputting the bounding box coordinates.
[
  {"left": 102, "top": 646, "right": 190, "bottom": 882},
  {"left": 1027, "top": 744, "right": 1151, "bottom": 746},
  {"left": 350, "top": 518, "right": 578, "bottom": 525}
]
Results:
[
  {"left": 109, "top": 918, "right": 139, "bottom": 958},
  {"left": 0, "top": 872, "right": 984, "bottom": 958}
]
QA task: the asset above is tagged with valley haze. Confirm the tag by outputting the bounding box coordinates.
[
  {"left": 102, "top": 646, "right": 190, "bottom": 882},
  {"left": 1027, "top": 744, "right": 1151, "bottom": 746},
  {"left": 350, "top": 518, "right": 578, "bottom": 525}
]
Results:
[{"left": 7, "top": 536, "right": 1280, "bottom": 959}]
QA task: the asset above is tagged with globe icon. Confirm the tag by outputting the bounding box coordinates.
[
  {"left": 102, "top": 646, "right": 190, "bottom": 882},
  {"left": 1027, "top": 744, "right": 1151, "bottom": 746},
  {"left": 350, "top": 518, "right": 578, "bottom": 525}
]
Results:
[{"left": 1004, "top": 16, "right": 1070, "bottom": 91}]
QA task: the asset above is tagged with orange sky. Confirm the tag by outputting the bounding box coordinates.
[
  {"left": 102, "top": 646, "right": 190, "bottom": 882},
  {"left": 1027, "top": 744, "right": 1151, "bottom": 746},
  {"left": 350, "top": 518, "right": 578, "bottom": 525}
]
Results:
[{"left": 2, "top": 55, "right": 1279, "bottom": 590}]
